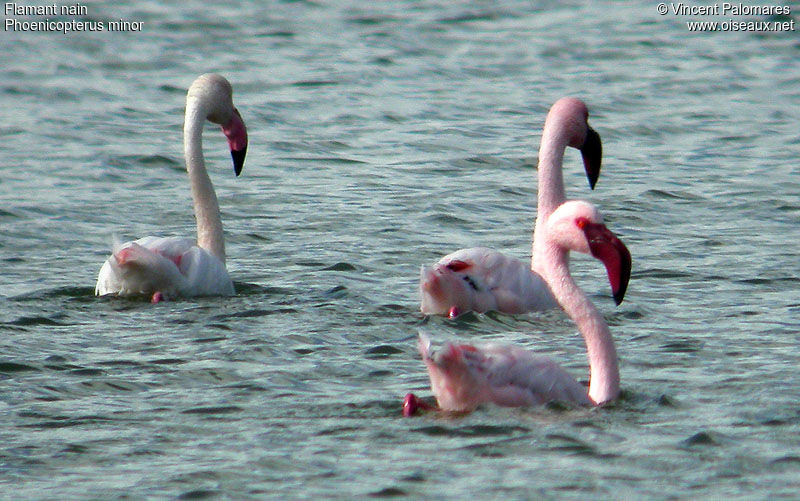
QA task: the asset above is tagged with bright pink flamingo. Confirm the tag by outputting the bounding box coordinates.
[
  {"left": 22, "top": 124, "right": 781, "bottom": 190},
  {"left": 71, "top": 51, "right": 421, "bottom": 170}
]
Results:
[
  {"left": 96, "top": 74, "right": 248, "bottom": 302},
  {"left": 420, "top": 98, "right": 613, "bottom": 317},
  {"left": 404, "top": 199, "right": 631, "bottom": 415}
]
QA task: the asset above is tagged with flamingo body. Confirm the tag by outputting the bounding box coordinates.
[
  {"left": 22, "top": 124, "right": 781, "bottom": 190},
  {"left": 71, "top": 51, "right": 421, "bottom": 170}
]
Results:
[
  {"left": 418, "top": 334, "right": 590, "bottom": 412},
  {"left": 95, "top": 236, "right": 234, "bottom": 299},
  {"left": 95, "top": 74, "right": 247, "bottom": 301},
  {"left": 420, "top": 247, "right": 557, "bottom": 316}
]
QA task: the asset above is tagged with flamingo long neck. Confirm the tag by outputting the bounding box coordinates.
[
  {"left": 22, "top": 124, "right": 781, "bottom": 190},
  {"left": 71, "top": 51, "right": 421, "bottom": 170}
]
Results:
[
  {"left": 537, "top": 125, "right": 570, "bottom": 219},
  {"left": 532, "top": 123, "right": 570, "bottom": 275},
  {"left": 184, "top": 100, "right": 226, "bottom": 263},
  {"left": 542, "top": 245, "right": 620, "bottom": 405}
]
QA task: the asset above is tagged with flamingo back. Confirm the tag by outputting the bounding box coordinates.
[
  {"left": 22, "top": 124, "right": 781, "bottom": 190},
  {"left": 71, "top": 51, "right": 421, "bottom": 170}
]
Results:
[{"left": 418, "top": 334, "right": 591, "bottom": 411}]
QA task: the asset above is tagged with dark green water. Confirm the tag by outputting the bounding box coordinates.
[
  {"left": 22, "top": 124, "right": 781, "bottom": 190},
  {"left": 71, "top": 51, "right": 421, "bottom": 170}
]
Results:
[{"left": 2, "top": 1, "right": 799, "bottom": 498}]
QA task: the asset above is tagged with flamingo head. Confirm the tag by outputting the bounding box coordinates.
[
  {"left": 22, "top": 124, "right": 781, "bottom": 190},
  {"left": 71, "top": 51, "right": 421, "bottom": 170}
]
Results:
[
  {"left": 419, "top": 261, "right": 487, "bottom": 317},
  {"left": 187, "top": 73, "right": 248, "bottom": 176},
  {"left": 417, "top": 334, "right": 485, "bottom": 412},
  {"left": 547, "top": 97, "right": 602, "bottom": 189},
  {"left": 546, "top": 200, "right": 631, "bottom": 305}
]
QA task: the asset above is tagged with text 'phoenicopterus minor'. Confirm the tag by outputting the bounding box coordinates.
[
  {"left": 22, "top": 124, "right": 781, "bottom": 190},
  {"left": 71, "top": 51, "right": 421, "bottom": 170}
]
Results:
[
  {"left": 96, "top": 73, "right": 248, "bottom": 302},
  {"left": 420, "top": 98, "right": 618, "bottom": 318},
  {"left": 405, "top": 199, "right": 631, "bottom": 415}
]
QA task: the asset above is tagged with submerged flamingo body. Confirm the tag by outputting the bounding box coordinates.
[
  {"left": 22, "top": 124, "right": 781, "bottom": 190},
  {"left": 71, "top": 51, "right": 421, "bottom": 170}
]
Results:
[
  {"left": 420, "top": 98, "right": 611, "bottom": 316},
  {"left": 412, "top": 334, "right": 591, "bottom": 413},
  {"left": 96, "top": 74, "right": 247, "bottom": 301}
]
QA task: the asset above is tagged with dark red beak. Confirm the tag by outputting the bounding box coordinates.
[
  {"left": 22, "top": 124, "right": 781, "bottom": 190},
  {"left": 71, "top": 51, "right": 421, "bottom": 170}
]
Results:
[
  {"left": 580, "top": 221, "right": 631, "bottom": 305},
  {"left": 580, "top": 126, "right": 602, "bottom": 190}
]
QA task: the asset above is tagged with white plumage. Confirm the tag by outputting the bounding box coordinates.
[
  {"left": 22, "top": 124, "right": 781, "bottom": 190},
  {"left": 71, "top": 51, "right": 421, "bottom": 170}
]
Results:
[{"left": 95, "top": 74, "right": 247, "bottom": 301}]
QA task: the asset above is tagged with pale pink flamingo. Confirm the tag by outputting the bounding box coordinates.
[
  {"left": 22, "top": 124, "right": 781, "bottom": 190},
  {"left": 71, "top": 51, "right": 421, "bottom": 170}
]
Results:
[
  {"left": 404, "top": 199, "right": 631, "bottom": 415},
  {"left": 420, "top": 98, "right": 612, "bottom": 317},
  {"left": 95, "top": 74, "right": 248, "bottom": 302}
]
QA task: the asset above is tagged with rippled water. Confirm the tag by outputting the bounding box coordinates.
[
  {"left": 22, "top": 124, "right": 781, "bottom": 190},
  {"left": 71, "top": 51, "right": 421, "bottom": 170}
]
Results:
[{"left": 2, "top": 1, "right": 800, "bottom": 498}]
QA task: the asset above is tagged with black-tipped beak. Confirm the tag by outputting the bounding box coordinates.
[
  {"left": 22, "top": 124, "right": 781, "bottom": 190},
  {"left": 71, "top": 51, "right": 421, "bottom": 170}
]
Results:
[
  {"left": 580, "top": 127, "right": 602, "bottom": 190},
  {"left": 222, "top": 107, "right": 248, "bottom": 177},
  {"left": 231, "top": 146, "right": 246, "bottom": 176},
  {"left": 581, "top": 221, "right": 631, "bottom": 305}
]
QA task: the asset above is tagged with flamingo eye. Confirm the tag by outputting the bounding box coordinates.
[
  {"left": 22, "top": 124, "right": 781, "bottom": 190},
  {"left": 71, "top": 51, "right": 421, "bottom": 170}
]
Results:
[{"left": 576, "top": 217, "right": 589, "bottom": 229}]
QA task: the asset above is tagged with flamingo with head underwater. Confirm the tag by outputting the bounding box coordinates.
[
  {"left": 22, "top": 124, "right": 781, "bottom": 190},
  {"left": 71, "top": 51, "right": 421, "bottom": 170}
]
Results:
[
  {"left": 95, "top": 73, "right": 248, "bottom": 302},
  {"left": 420, "top": 98, "right": 619, "bottom": 318},
  {"left": 405, "top": 198, "right": 631, "bottom": 414}
]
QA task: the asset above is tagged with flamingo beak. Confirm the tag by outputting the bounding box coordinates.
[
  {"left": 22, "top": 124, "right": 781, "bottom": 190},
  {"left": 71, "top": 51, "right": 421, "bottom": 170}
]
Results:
[
  {"left": 580, "top": 222, "right": 631, "bottom": 305},
  {"left": 231, "top": 147, "right": 247, "bottom": 176},
  {"left": 580, "top": 126, "right": 602, "bottom": 190},
  {"left": 402, "top": 393, "right": 420, "bottom": 417},
  {"left": 223, "top": 108, "right": 248, "bottom": 176},
  {"left": 403, "top": 393, "right": 434, "bottom": 416}
]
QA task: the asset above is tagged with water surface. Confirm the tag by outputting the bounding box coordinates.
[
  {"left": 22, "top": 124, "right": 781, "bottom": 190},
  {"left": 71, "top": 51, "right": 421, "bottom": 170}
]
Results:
[{"left": 2, "top": 1, "right": 799, "bottom": 498}]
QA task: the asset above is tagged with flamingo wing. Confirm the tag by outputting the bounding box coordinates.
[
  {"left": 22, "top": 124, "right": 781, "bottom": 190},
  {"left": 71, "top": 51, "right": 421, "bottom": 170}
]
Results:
[
  {"left": 472, "top": 343, "right": 591, "bottom": 406},
  {"left": 95, "top": 236, "right": 233, "bottom": 298}
]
